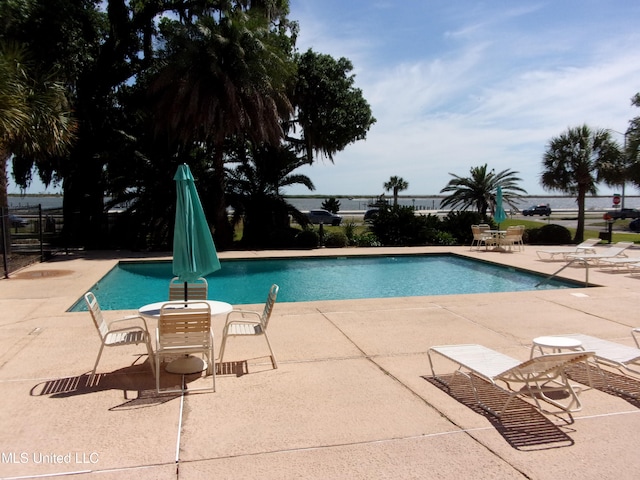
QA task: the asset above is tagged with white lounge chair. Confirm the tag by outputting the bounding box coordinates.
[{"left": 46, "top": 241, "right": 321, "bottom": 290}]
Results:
[
  {"left": 536, "top": 238, "right": 600, "bottom": 260},
  {"left": 596, "top": 256, "right": 640, "bottom": 270},
  {"left": 84, "top": 292, "right": 155, "bottom": 386},
  {"left": 565, "top": 241, "right": 634, "bottom": 265},
  {"left": 219, "top": 284, "right": 279, "bottom": 369},
  {"left": 548, "top": 333, "right": 640, "bottom": 377},
  {"left": 545, "top": 333, "right": 640, "bottom": 399},
  {"left": 428, "top": 344, "right": 592, "bottom": 416}
]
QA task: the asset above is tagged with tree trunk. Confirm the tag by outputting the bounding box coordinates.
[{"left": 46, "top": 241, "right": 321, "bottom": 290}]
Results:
[
  {"left": 62, "top": 139, "right": 106, "bottom": 249},
  {"left": 211, "top": 148, "right": 233, "bottom": 250},
  {"left": 0, "top": 149, "right": 10, "bottom": 256},
  {"left": 574, "top": 187, "right": 586, "bottom": 243}
]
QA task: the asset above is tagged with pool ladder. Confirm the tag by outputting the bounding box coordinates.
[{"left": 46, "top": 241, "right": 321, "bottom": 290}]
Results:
[{"left": 535, "top": 258, "right": 590, "bottom": 288}]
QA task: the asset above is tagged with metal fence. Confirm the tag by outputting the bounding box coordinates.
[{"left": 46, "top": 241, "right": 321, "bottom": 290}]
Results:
[{"left": 1, "top": 205, "right": 63, "bottom": 278}]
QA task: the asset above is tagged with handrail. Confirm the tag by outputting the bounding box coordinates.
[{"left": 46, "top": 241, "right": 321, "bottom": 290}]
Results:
[{"left": 536, "top": 258, "right": 589, "bottom": 288}]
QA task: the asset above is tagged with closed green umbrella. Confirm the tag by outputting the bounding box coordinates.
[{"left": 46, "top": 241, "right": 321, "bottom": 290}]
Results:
[
  {"left": 173, "top": 164, "right": 221, "bottom": 300},
  {"left": 494, "top": 186, "right": 507, "bottom": 229}
]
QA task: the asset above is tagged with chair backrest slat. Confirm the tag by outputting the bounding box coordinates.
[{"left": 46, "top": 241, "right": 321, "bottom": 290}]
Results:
[
  {"left": 158, "top": 302, "right": 212, "bottom": 348},
  {"left": 168, "top": 277, "right": 208, "bottom": 301},
  {"left": 84, "top": 292, "right": 109, "bottom": 339},
  {"left": 261, "top": 284, "right": 279, "bottom": 329}
]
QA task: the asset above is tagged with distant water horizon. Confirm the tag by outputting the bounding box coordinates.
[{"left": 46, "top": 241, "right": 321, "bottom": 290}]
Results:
[{"left": 8, "top": 193, "right": 640, "bottom": 212}]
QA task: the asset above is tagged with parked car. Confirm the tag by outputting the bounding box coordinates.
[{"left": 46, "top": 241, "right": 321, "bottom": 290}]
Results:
[
  {"left": 608, "top": 208, "right": 640, "bottom": 220},
  {"left": 306, "top": 209, "right": 342, "bottom": 226},
  {"left": 522, "top": 204, "right": 551, "bottom": 216},
  {"left": 363, "top": 208, "right": 379, "bottom": 222},
  {"left": 8, "top": 214, "right": 28, "bottom": 228},
  {"left": 629, "top": 218, "right": 640, "bottom": 232}
]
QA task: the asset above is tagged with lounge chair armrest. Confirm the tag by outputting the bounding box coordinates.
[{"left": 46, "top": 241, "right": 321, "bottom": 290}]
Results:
[
  {"left": 632, "top": 328, "right": 640, "bottom": 348},
  {"left": 109, "top": 315, "right": 151, "bottom": 332},
  {"left": 107, "top": 325, "right": 148, "bottom": 335},
  {"left": 224, "top": 310, "right": 261, "bottom": 325}
]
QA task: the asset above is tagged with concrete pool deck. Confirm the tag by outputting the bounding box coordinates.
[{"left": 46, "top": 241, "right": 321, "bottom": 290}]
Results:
[{"left": 2, "top": 245, "right": 640, "bottom": 479}]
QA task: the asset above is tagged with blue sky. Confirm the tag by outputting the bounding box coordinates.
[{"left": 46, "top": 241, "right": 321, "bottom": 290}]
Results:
[
  {"left": 283, "top": 0, "right": 640, "bottom": 196},
  {"left": 10, "top": 1, "right": 640, "bottom": 196}
]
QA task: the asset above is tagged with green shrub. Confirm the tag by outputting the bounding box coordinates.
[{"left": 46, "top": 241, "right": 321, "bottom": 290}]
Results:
[
  {"left": 432, "top": 231, "right": 457, "bottom": 245},
  {"left": 295, "top": 229, "right": 319, "bottom": 249},
  {"left": 342, "top": 221, "right": 357, "bottom": 244},
  {"left": 370, "top": 206, "right": 431, "bottom": 245},
  {"left": 264, "top": 228, "right": 298, "bottom": 248},
  {"left": 351, "top": 232, "right": 381, "bottom": 247},
  {"left": 525, "top": 224, "right": 572, "bottom": 245},
  {"left": 441, "top": 211, "right": 487, "bottom": 245},
  {"left": 324, "top": 231, "right": 348, "bottom": 248}
]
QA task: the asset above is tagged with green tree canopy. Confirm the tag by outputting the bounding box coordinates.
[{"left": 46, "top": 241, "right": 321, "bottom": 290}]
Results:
[
  {"left": 0, "top": 0, "right": 377, "bottom": 250},
  {"left": 625, "top": 93, "right": 640, "bottom": 189},
  {"left": 541, "top": 124, "right": 622, "bottom": 242},
  {"left": 0, "top": 41, "right": 75, "bottom": 212},
  {"left": 287, "top": 49, "right": 376, "bottom": 162},
  {"left": 440, "top": 164, "right": 526, "bottom": 217}
]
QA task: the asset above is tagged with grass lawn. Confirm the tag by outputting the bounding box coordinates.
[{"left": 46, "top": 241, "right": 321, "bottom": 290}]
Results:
[{"left": 501, "top": 218, "right": 640, "bottom": 244}]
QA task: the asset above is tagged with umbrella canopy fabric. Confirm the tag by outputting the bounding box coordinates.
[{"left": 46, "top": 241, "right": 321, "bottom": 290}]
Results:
[
  {"left": 494, "top": 186, "right": 507, "bottom": 227},
  {"left": 173, "top": 164, "right": 221, "bottom": 285}
]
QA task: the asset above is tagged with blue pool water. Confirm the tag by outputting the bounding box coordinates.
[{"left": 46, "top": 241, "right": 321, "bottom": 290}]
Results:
[{"left": 69, "top": 255, "right": 579, "bottom": 311}]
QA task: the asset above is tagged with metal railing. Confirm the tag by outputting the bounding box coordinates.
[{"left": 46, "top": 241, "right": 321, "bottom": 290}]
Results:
[{"left": 1, "top": 205, "right": 63, "bottom": 278}]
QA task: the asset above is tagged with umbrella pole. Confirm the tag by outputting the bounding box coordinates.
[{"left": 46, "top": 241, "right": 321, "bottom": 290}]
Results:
[{"left": 183, "top": 282, "right": 188, "bottom": 303}]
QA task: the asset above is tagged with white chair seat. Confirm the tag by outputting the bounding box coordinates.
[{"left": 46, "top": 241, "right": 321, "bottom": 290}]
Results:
[{"left": 227, "top": 323, "right": 264, "bottom": 335}]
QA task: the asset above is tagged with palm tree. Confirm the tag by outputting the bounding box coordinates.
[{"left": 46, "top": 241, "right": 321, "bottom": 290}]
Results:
[
  {"left": 542, "top": 124, "right": 622, "bottom": 243},
  {"left": 0, "top": 42, "right": 75, "bottom": 222},
  {"left": 226, "top": 143, "right": 315, "bottom": 246},
  {"left": 150, "top": 10, "right": 295, "bottom": 249},
  {"left": 0, "top": 43, "right": 75, "bottom": 257},
  {"left": 383, "top": 176, "right": 409, "bottom": 206},
  {"left": 440, "top": 164, "right": 526, "bottom": 217},
  {"left": 625, "top": 93, "right": 640, "bottom": 189}
]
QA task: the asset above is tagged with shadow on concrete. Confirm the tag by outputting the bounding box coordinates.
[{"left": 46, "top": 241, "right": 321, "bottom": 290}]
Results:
[
  {"left": 423, "top": 374, "right": 575, "bottom": 451},
  {"left": 566, "top": 363, "right": 640, "bottom": 408},
  {"left": 30, "top": 364, "right": 186, "bottom": 410}
]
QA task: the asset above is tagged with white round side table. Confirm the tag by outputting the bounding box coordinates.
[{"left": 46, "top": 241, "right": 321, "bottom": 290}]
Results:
[{"left": 530, "top": 336, "right": 584, "bottom": 358}]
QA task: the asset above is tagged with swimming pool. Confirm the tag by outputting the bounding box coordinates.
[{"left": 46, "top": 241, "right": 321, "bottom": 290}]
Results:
[{"left": 69, "top": 254, "right": 580, "bottom": 311}]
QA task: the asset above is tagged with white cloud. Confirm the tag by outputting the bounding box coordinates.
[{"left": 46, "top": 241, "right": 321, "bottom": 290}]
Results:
[{"left": 283, "top": 1, "right": 640, "bottom": 196}]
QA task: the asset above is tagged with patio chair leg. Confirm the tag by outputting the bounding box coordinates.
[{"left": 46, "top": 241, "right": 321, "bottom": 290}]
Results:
[{"left": 87, "top": 343, "right": 106, "bottom": 387}]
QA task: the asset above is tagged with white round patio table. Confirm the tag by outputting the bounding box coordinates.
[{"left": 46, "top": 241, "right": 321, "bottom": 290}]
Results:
[
  {"left": 138, "top": 300, "right": 232, "bottom": 318},
  {"left": 139, "top": 300, "right": 233, "bottom": 374},
  {"left": 530, "top": 336, "right": 583, "bottom": 358}
]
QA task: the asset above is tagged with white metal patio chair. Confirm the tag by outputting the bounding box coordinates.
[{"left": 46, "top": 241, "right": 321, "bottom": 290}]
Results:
[
  {"left": 219, "top": 284, "right": 279, "bottom": 369},
  {"left": 470, "top": 225, "right": 491, "bottom": 250},
  {"left": 428, "top": 344, "right": 593, "bottom": 416},
  {"left": 156, "top": 301, "right": 215, "bottom": 393},
  {"left": 502, "top": 225, "right": 525, "bottom": 251},
  {"left": 169, "top": 276, "right": 208, "bottom": 301},
  {"left": 84, "top": 292, "right": 155, "bottom": 386}
]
